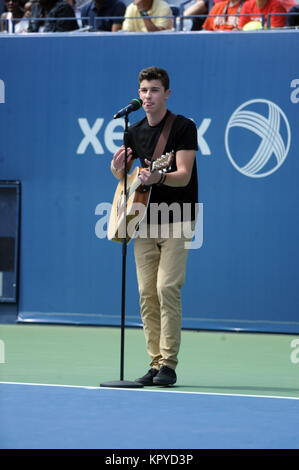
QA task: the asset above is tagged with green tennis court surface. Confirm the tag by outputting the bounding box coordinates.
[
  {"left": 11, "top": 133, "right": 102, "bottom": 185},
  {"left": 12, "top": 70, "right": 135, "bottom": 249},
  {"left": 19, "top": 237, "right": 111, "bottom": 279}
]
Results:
[{"left": 1, "top": 324, "right": 298, "bottom": 398}]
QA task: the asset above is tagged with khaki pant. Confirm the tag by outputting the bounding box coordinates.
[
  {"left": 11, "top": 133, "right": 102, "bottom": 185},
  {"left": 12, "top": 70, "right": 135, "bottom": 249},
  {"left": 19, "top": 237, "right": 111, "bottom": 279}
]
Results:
[{"left": 134, "top": 222, "right": 194, "bottom": 370}]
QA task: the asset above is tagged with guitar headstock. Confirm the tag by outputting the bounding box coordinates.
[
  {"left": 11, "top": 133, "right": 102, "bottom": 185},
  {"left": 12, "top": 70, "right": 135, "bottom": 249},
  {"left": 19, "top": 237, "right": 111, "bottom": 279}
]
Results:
[{"left": 151, "top": 151, "right": 174, "bottom": 173}]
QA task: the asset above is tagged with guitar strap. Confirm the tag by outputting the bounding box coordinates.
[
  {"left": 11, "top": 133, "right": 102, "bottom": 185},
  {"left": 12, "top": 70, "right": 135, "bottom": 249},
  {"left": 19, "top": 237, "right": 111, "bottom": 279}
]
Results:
[{"left": 151, "top": 111, "right": 177, "bottom": 162}]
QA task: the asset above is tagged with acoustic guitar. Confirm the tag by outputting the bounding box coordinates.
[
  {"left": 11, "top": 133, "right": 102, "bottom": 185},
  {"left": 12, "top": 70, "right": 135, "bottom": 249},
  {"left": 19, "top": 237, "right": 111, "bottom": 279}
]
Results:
[{"left": 108, "top": 152, "right": 174, "bottom": 243}]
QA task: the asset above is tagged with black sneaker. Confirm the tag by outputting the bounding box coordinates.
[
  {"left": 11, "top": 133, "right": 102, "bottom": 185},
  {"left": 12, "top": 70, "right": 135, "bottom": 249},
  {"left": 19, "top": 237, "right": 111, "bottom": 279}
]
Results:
[
  {"left": 153, "top": 366, "right": 177, "bottom": 386},
  {"left": 135, "top": 368, "right": 159, "bottom": 386}
]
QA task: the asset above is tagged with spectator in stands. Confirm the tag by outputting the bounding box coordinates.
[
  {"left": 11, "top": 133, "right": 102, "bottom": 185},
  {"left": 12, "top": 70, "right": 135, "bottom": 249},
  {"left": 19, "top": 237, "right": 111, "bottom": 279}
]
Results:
[
  {"left": 28, "top": 0, "right": 78, "bottom": 31},
  {"left": 203, "top": 0, "right": 247, "bottom": 30},
  {"left": 1, "top": 0, "right": 22, "bottom": 25},
  {"left": 122, "top": 0, "right": 172, "bottom": 32},
  {"left": 238, "top": 0, "right": 286, "bottom": 29},
  {"left": 24, "top": 0, "right": 33, "bottom": 17},
  {"left": 80, "top": 0, "right": 126, "bottom": 32},
  {"left": 183, "top": 0, "right": 209, "bottom": 30},
  {"left": 287, "top": 4, "right": 299, "bottom": 26},
  {"left": 1, "top": 0, "right": 28, "bottom": 32},
  {"left": 282, "top": 0, "right": 296, "bottom": 13}
]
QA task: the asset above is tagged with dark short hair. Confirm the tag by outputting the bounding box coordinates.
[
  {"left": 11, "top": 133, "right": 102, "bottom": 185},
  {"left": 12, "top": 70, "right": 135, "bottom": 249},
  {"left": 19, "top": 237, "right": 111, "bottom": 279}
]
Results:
[{"left": 138, "top": 66, "right": 170, "bottom": 91}]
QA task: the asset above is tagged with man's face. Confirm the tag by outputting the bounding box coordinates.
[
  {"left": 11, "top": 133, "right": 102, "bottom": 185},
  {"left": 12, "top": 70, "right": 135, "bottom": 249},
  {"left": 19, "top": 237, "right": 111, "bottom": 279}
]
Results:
[
  {"left": 138, "top": 79, "right": 170, "bottom": 115},
  {"left": 5, "top": 0, "right": 19, "bottom": 12}
]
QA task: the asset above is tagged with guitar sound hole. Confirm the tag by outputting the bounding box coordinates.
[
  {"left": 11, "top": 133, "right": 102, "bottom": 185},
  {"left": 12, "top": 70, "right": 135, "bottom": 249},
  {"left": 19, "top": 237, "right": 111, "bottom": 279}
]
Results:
[{"left": 141, "top": 185, "right": 150, "bottom": 193}]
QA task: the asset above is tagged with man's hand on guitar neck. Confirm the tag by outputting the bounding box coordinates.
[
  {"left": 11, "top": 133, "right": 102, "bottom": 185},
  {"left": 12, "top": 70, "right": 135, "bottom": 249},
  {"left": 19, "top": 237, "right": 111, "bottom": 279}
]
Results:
[
  {"left": 140, "top": 149, "right": 196, "bottom": 187},
  {"left": 111, "top": 146, "right": 133, "bottom": 179},
  {"left": 139, "top": 158, "right": 163, "bottom": 186}
]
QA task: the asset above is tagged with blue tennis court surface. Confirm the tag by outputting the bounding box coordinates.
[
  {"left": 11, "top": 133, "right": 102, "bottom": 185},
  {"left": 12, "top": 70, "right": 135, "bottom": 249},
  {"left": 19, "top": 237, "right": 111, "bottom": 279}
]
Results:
[{"left": 1, "top": 383, "right": 299, "bottom": 449}]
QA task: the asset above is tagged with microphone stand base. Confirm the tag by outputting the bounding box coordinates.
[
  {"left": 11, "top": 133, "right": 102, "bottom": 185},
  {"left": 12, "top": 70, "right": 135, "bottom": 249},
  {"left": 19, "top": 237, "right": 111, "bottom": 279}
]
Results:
[{"left": 100, "top": 380, "right": 144, "bottom": 388}]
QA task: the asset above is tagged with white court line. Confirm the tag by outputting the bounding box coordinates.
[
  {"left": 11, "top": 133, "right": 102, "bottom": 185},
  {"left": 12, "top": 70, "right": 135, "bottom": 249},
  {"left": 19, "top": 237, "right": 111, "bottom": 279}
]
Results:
[
  {"left": 0, "top": 381, "right": 98, "bottom": 390},
  {"left": 1, "top": 381, "right": 299, "bottom": 401}
]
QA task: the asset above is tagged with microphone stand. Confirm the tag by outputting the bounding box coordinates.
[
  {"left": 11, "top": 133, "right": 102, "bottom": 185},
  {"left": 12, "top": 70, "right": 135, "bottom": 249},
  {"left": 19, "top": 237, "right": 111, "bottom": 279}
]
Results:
[{"left": 100, "top": 113, "right": 143, "bottom": 389}]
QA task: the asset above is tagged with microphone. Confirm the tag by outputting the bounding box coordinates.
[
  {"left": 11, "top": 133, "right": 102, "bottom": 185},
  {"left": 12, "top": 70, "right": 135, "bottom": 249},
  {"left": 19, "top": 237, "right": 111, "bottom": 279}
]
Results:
[{"left": 114, "top": 98, "right": 143, "bottom": 119}]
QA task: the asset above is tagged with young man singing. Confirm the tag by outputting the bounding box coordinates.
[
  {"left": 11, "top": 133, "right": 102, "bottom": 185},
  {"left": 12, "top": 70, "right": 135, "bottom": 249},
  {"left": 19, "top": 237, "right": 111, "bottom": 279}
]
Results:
[{"left": 111, "top": 66, "right": 198, "bottom": 386}]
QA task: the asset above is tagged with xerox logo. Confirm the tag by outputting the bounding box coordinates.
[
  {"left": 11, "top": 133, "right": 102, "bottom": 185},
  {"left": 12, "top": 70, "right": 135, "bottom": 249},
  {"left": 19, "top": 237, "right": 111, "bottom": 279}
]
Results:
[
  {"left": 76, "top": 117, "right": 211, "bottom": 156},
  {"left": 225, "top": 99, "right": 291, "bottom": 178},
  {"left": 0, "top": 79, "right": 5, "bottom": 104}
]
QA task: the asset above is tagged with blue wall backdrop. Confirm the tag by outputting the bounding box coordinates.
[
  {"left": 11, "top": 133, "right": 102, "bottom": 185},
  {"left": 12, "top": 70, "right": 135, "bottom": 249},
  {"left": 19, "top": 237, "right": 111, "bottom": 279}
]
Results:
[{"left": 0, "top": 31, "right": 298, "bottom": 332}]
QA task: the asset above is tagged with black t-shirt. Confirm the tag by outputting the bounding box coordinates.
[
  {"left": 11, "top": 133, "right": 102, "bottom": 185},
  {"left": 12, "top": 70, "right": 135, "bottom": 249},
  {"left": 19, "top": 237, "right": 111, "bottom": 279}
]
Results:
[{"left": 127, "top": 110, "right": 199, "bottom": 224}]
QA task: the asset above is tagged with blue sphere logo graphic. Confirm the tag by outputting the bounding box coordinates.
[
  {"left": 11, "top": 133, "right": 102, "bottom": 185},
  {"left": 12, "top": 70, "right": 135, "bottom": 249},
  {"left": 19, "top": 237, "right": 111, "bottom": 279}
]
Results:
[{"left": 225, "top": 99, "right": 291, "bottom": 178}]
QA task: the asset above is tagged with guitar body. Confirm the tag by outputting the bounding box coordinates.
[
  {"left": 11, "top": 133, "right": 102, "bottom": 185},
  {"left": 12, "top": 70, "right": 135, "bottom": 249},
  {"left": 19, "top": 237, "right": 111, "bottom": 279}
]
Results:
[
  {"left": 108, "top": 167, "right": 151, "bottom": 243},
  {"left": 108, "top": 152, "right": 174, "bottom": 243}
]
